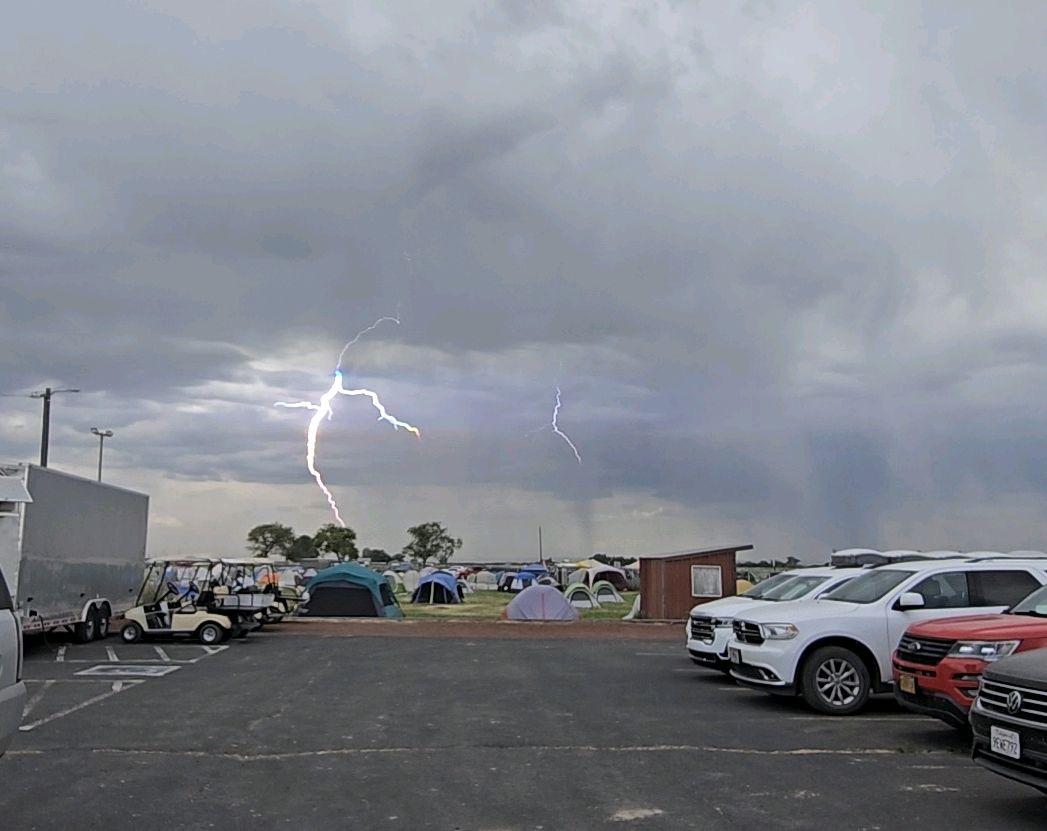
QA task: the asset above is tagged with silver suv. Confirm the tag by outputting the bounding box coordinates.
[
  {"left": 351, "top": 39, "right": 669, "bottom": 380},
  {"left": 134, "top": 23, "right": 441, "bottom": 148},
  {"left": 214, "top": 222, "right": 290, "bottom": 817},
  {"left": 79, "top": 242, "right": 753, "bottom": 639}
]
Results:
[{"left": 0, "top": 566, "right": 26, "bottom": 755}]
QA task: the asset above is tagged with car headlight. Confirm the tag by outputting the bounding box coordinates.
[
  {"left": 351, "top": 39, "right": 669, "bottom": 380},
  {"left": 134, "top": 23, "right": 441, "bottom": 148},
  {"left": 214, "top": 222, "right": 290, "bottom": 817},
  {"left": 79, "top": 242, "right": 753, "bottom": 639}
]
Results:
[
  {"left": 947, "top": 640, "right": 1020, "bottom": 662},
  {"left": 759, "top": 623, "right": 799, "bottom": 640}
]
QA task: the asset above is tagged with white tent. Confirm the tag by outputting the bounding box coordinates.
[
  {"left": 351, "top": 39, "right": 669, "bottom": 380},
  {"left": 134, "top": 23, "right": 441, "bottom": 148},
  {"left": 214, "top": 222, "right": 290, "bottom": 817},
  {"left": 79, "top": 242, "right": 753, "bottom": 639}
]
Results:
[
  {"left": 503, "top": 585, "right": 579, "bottom": 621},
  {"left": 584, "top": 565, "right": 628, "bottom": 591},
  {"left": 468, "top": 569, "right": 498, "bottom": 590},
  {"left": 566, "top": 568, "right": 588, "bottom": 585},
  {"left": 622, "top": 560, "right": 641, "bottom": 571},
  {"left": 402, "top": 569, "right": 421, "bottom": 593}
]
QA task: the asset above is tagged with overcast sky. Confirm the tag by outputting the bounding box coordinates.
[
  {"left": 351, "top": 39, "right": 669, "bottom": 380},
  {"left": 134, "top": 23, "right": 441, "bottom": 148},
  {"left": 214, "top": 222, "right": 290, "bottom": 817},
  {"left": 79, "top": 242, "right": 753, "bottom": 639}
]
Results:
[{"left": 3, "top": 1, "right": 1046, "bottom": 562}]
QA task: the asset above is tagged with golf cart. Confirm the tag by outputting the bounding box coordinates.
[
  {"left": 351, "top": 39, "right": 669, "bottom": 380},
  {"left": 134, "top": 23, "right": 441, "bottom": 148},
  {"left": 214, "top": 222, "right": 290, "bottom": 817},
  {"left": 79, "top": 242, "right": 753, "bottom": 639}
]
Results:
[
  {"left": 223, "top": 558, "right": 303, "bottom": 623},
  {"left": 120, "top": 559, "right": 264, "bottom": 645}
]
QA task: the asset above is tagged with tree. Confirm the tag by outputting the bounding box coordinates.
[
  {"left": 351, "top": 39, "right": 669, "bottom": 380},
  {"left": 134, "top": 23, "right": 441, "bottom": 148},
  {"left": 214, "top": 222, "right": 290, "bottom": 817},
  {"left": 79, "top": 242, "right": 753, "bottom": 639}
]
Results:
[
  {"left": 246, "top": 523, "right": 295, "bottom": 558},
  {"left": 401, "top": 521, "right": 462, "bottom": 566},
  {"left": 288, "top": 534, "right": 317, "bottom": 562},
  {"left": 313, "top": 523, "right": 359, "bottom": 561},
  {"left": 362, "top": 547, "right": 391, "bottom": 563}
]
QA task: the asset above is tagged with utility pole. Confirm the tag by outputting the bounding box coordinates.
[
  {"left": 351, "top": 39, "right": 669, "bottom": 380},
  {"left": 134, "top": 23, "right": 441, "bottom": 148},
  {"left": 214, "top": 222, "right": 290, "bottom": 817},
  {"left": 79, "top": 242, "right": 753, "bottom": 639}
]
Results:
[
  {"left": 90, "top": 428, "right": 114, "bottom": 481},
  {"left": 28, "top": 387, "right": 80, "bottom": 467},
  {"left": 538, "top": 525, "right": 543, "bottom": 565}
]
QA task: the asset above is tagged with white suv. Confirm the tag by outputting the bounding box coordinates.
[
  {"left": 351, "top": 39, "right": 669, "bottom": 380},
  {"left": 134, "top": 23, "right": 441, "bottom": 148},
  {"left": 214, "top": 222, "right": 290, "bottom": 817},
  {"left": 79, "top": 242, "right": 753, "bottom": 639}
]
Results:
[
  {"left": 728, "top": 559, "right": 1047, "bottom": 715},
  {"left": 0, "top": 566, "right": 26, "bottom": 756},
  {"left": 686, "top": 567, "right": 864, "bottom": 670}
]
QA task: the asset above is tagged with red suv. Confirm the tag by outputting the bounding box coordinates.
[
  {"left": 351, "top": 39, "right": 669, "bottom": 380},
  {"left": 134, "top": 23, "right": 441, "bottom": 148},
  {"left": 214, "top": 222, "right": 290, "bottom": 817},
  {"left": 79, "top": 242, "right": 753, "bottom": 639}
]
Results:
[{"left": 893, "top": 582, "right": 1047, "bottom": 728}]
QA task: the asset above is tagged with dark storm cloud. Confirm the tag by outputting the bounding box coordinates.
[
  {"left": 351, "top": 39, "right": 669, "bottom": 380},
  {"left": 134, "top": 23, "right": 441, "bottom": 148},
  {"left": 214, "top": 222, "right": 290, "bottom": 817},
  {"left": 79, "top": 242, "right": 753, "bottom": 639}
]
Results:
[{"left": 2, "top": 1, "right": 1047, "bottom": 558}]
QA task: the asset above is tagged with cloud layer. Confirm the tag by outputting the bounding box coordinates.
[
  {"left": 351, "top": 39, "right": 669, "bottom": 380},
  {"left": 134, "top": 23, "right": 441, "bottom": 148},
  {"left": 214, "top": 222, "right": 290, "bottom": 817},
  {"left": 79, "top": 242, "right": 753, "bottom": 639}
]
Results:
[{"left": 3, "top": 1, "right": 1046, "bottom": 560}]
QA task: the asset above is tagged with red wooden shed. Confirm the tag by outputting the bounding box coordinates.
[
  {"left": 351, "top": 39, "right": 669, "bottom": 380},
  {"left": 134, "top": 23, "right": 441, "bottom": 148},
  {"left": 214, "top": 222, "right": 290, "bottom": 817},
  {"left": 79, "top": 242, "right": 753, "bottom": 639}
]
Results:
[{"left": 638, "top": 545, "right": 753, "bottom": 620}]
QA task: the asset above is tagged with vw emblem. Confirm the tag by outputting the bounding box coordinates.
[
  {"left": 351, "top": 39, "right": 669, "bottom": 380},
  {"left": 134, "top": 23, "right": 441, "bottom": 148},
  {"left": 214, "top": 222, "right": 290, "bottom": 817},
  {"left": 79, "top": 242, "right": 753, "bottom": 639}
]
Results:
[
  {"left": 910, "top": 642, "right": 921, "bottom": 652},
  {"left": 1007, "top": 690, "right": 1023, "bottom": 715}
]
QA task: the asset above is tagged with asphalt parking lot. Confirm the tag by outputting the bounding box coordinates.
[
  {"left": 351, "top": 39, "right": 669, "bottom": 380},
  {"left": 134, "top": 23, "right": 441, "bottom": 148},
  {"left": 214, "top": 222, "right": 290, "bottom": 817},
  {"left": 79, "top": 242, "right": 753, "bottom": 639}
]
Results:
[{"left": 3, "top": 627, "right": 1045, "bottom": 830}]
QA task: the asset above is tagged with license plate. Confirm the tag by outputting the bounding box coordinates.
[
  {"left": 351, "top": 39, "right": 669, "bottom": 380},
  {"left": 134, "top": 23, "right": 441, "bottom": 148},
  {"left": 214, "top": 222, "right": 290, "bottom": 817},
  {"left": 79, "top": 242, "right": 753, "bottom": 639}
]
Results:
[
  {"left": 899, "top": 673, "right": 917, "bottom": 695},
  {"left": 729, "top": 647, "right": 741, "bottom": 665},
  {"left": 990, "top": 726, "right": 1021, "bottom": 760}
]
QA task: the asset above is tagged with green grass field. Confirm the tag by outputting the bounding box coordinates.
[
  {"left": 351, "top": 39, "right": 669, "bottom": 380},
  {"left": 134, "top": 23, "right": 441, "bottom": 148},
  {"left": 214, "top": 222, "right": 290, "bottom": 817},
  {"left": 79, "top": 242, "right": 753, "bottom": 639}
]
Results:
[{"left": 399, "top": 589, "right": 638, "bottom": 621}]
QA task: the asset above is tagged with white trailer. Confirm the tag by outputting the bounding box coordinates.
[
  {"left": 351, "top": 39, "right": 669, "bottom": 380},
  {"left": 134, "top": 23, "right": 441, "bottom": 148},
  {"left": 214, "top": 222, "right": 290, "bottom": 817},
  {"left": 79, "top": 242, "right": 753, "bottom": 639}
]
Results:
[{"left": 0, "top": 463, "right": 148, "bottom": 640}]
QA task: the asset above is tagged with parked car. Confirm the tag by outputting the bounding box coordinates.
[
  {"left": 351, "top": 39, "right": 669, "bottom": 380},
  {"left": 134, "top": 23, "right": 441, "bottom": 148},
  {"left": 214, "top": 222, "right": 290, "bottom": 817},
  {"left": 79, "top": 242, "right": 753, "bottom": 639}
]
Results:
[
  {"left": 728, "top": 559, "right": 1047, "bottom": 714},
  {"left": 894, "top": 581, "right": 1047, "bottom": 728},
  {"left": 970, "top": 647, "right": 1047, "bottom": 795},
  {"left": 0, "top": 566, "right": 27, "bottom": 756},
  {"left": 686, "top": 567, "right": 864, "bottom": 670}
]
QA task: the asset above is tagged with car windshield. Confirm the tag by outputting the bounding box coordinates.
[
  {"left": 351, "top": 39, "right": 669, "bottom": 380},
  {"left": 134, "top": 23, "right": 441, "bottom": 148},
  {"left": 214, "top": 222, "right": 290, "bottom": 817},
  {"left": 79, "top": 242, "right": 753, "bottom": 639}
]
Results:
[
  {"left": 740, "top": 573, "right": 795, "bottom": 599},
  {"left": 821, "top": 569, "right": 911, "bottom": 604},
  {"left": 1009, "top": 585, "right": 1047, "bottom": 617},
  {"left": 761, "top": 575, "right": 830, "bottom": 601}
]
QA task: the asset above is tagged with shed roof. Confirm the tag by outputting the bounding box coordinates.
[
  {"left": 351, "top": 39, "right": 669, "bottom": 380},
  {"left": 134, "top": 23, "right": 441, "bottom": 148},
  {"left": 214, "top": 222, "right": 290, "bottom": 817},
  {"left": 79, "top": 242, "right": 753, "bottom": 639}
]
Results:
[
  {"left": 637, "top": 545, "right": 752, "bottom": 562},
  {"left": 0, "top": 475, "right": 32, "bottom": 503}
]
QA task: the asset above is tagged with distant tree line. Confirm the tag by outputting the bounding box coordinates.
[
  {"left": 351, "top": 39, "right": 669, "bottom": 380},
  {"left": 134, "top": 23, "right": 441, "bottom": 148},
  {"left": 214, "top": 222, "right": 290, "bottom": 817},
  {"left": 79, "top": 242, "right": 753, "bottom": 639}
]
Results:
[{"left": 245, "top": 520, "right": 462, "bottom": 566}]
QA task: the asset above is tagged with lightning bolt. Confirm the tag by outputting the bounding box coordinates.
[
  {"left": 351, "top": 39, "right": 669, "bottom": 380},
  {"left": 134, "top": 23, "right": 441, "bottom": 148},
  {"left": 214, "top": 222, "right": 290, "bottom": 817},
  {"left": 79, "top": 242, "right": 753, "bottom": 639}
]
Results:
[
  {"left": 275, "top": 318, "right": 420, "bottom": 527},
  {"left": 550, "top": 386, "right": 582, "bottom": 464}
]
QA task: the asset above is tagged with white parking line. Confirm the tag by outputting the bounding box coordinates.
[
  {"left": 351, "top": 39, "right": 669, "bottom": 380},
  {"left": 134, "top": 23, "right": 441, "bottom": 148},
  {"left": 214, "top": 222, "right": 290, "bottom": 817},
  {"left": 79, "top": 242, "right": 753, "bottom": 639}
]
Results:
[
  {"left": 55, "top": 646, "right": 66, "bottom": 663},
  {"left": 21, "top": 680, "right": 55, "bottom": 718},
  {"left": 154, "top": 646, "right": 172, "bottom": 663},
  {"left": 19, "top": 680, "right": 144, "bottom": 732},
  {"left": 75, "top": 664, "right": 180, "bottom": 678},
  {"left": 105, "top": 646, "right": 118, "bottom": 662}
]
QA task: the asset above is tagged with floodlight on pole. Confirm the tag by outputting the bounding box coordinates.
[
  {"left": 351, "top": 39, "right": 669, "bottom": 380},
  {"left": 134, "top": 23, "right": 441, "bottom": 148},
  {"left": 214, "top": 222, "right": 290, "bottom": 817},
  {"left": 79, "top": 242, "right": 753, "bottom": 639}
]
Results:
[
  {"left": 90, "top": 427, "right": 114, "bottom": 482},
  {"left": 28, "top": 387, "right": 80, "bottom": 467}
]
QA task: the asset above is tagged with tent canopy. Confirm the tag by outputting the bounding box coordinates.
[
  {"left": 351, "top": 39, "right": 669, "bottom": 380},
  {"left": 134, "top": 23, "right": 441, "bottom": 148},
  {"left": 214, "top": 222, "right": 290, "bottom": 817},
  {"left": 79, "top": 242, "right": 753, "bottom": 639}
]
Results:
[
  {"left": 503, "top": 585, "right": 579, "bottom": 621},
  {"left": 412, "top": 570, "right": 462, "bottom": 604},
  {"left": 302, "top": 563, "right": 402, "bottom": 618}
]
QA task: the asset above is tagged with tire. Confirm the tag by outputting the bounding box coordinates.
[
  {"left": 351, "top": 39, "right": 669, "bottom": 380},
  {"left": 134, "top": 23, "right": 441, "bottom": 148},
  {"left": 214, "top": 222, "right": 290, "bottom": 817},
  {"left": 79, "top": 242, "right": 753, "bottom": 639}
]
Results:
[
  {"left": 74, "top": 608, "right": 98, "bottom": 643},
  {"left": 197, "top": 622, "right": 224, "bottom": 645},
  {"left": 120, "top": 621, "right": 143, "bottom": 644},
  {"left": 94, "top": 605, "right": 111, "bottom": 640},
  {"left": 800, "top": 645, "right": 872, "bottom": 715}
]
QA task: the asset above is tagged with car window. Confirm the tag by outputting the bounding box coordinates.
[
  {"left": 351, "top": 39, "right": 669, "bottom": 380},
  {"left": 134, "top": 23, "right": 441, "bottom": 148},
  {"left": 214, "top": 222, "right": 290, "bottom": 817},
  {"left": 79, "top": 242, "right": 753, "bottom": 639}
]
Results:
[
  {"left": 909, "top": 571, "right": 969, "bottom": 609},
  {"left": 969, "top": 570, "right": 1041, "bottom": 607},
  {"left": 740, "top": 573, "right": 795, "bottom": 599},
  {"left": 761, "top": 576, "right": 828, "bottom": 601},
  {"left": 1011, "top": 585, "right": 1047, "bottom": 617},
  {"left": 0, "top": 567, "right": 12, "bottom": 611},
  {"left": 822, "top": 569, "right": 910, "bottom": 603}
]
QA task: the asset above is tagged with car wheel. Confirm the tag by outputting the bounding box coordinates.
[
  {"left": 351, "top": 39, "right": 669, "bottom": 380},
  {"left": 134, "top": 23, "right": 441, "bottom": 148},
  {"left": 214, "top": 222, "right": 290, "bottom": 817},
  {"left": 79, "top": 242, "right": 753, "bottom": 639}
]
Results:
[
  {"left": 74, "top": 609, "right": 98, "bottom": 643},
  {"left": 94, "top": 604, "right": 111, "bottom": 640},
  {"left": 120, "top": 621, "right": 143, "bottom": 644},
  {"left": 801, "top": 646, "right": 871, "bottom": 715},
  {"left": 197, "top": 622, "right": 224, "bottom": 645}
]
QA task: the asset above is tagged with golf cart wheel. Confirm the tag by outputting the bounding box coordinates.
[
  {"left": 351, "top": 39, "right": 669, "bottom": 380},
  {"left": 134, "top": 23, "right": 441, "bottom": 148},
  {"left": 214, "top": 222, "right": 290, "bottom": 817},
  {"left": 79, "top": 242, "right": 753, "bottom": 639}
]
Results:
[
  {"left": 120, "top": 621, "right": 143, "bottom": 644},
  {"left": 95, "top": 604, "right": 111, "bottom": 639},
  {"left": 74, "top": 608, "right": 98, "bottom": 643},
  {"left": 800, "top": 645, "right": 871, "bottom": 715},
  {"left": 197, "top": 622, "right": 224, "bottom": 645}
]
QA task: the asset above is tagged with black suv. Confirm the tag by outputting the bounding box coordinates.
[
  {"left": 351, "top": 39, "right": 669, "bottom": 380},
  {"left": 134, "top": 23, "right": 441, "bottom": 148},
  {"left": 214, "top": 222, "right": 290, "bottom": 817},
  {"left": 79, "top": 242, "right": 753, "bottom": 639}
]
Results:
[{"left": 970, "top": 648, "right": 1047, "bottom": 795}]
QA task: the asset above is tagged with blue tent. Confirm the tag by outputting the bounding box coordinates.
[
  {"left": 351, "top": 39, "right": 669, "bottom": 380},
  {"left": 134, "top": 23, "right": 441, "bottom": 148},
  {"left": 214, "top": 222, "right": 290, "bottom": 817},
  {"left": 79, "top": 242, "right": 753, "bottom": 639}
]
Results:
[
  {"left": 411, "top": 570, "right": 462, "bottom": 604},
  {"left": 299, "top": 563, "right": 403, "bottom": 618}
]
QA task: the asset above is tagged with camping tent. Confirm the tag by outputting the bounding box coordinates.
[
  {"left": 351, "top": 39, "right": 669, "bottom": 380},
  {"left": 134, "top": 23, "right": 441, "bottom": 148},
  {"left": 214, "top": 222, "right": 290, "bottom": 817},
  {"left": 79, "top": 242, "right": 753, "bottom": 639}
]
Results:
[
  {"left": 566, "top": 568, "right": 588, "bottom": 586},
  {"left": 411, "top": 570, "right": 462, "bottom": 604},
  {"left": 591, "top": 580, "right": 624, "bottom": 604},
  {"left": 585, "top": 565, "right": 628, "bottom": 591},
  {"left": 564, "top": 583, "right": 601, "bottom": 609},
  {"left": 469, "top": 570, "right": 498, "bottom": 590},
  {"left": 299, "top": 563, "right": 403, "bottom": 618},
  {"left": 502, "top": 585, "right": 579, "bottom": 621},
  {"left": 382, "top": 570, "right": 404, "bottom": 591},
  {"left": 402, "top": 569, "right": 421, "bottom": 593}
]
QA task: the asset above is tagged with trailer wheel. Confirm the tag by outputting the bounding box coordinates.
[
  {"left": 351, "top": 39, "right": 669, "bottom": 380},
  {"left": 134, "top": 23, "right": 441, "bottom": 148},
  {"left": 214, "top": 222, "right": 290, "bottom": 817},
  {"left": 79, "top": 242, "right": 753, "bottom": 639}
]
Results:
[
  {"left": 74, "top": 608, "right": 98, "bottom": 643},
  {"left": 197, "top": 622, "right": 224, "bottom": 645},
  {"left": 120, "top": 621, "right": 143, "bottom": 644},
  {"left": 94, "top": 604, "right": 111, "bottom": 640}
]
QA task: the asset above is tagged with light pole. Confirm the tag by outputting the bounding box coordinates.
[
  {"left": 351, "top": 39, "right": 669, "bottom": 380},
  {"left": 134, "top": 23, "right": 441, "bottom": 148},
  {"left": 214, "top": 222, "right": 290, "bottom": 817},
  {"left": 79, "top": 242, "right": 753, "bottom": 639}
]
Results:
[
  {"left": 29, "top": 387, "right": 80, "bottom": 467},
  {"left": 90, "top": 427, "right": 114, "bottom": 482}
]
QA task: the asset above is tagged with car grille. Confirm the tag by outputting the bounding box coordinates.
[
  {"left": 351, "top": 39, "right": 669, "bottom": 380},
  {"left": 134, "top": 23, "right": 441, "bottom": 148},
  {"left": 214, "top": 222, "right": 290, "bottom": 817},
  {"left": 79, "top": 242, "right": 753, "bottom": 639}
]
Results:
[
  {"left": 690, "top": 615, "right": 715, "bottom": 643},
  {"left": 979, "top": 679, "right": 1047, "bottom": 726},
  {"left": 733, "top": 620, "right": 763, "bottom": 646},
  {"left": 896, "top": 634, "right": 955, "bottom": 666}
]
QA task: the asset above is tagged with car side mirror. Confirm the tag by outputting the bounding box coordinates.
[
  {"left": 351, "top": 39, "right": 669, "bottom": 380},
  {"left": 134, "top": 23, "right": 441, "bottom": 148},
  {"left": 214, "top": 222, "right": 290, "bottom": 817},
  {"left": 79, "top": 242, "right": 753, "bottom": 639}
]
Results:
[{"left": 896, "top": 592, "right": 925, "bottom": 610}]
